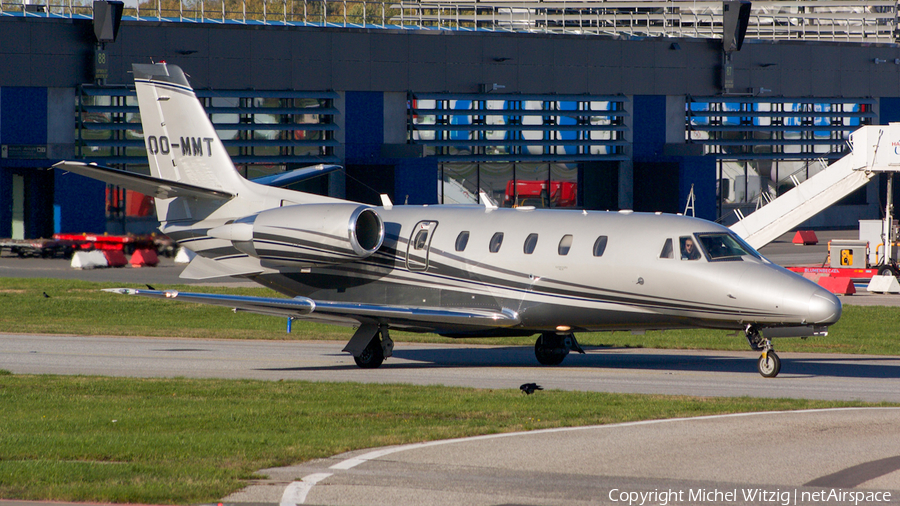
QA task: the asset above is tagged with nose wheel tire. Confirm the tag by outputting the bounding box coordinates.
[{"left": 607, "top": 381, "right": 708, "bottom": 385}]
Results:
[{"left": 757, "top": 351, "right": 781, "bottom": 378}]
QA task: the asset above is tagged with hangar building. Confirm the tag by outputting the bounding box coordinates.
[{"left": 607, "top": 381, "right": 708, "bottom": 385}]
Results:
[{"left": 2, "top": 0, "right": 900, "bottom": 238}]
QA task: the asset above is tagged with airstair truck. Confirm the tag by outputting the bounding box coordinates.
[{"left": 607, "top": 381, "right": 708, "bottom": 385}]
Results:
[{"left": 730, "top": 124, "right": 900, "bottom": 278}]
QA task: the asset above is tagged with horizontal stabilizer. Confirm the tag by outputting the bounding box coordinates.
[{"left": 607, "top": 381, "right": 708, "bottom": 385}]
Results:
[
  {"left": 104, "top": 287, "right": 521, "bottom": 328},
  {"left": 179, "top": 254, "right": 264, "bottom": 280},
  {"left": 53, "top": 161, "right": 234, "bottom": 200},
  {"left": 251, "top": 164, "right": 343, "bottom": 189}
]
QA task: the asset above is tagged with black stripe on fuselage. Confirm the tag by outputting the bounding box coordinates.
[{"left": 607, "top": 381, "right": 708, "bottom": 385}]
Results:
[{"left": 179, "top": 232, "right": 788, "bottom": 321}]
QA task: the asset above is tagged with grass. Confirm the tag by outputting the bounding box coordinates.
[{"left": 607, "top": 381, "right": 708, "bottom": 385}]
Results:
[
  {"left": 2, "top": 277, "right": 899, "bottom": 503},
  {"left": 3, "top": 277, "right": 900, "bottom": 355},
  {"left": 0, "top": 373, "right": 890, "bottom": 504}
]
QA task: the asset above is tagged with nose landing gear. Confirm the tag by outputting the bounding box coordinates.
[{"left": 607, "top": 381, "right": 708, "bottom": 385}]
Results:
[
  {"left": 757, "top": 348, "right": 781, "bottom": 378},
  {"left": 746, "top": 325, "right": 781, "bottom": 378}
]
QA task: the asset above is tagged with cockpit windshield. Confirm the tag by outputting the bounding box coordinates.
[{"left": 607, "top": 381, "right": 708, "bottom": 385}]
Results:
[{"left": 695, "top": 232, "right": 761, "bottom": 261}]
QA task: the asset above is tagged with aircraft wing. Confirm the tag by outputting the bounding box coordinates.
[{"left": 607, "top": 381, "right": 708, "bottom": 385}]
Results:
[
  {"left": 53, "top": 161, "right": 234, "bottom": 200},
  {"left": 103, "top": 288, "right": 315, "bottom": 318},
  {"left": 102, "top": 288, "right": 522, "bottom": 327}
]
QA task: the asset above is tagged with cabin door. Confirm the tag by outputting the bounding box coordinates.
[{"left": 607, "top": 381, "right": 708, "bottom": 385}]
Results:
[{"left": 406, "top": 221, "right": 438, "bottom": 272}]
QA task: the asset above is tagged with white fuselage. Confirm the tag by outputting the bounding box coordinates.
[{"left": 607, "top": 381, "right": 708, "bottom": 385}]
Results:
[{"left": 165, "top": 204, "right": 841, "bottom": 336}]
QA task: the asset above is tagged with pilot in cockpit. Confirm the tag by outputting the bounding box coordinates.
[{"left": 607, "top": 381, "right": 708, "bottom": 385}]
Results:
[{"left": 680, "top": 236, "right": 701, "bottom": 260}]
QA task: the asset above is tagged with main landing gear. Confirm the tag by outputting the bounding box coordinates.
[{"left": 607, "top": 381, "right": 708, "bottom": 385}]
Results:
[
  {"left": 345, "top": 324, "right": 394, "bottom": 369},
  {"left": 534, "top": 332, "right": 585, "bottom": 366},
  {"left": 746, "top": 325, "right": 781, "bottom": 378}
]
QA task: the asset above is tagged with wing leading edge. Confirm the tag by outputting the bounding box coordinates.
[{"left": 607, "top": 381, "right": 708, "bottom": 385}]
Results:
[{"left": 102, "top": 288, "right": 521, "bottom": 328}]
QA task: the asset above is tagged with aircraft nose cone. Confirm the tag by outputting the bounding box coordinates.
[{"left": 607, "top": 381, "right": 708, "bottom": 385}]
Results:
[{"left": 809, "top": 289, "right": 842, "bottom": 325}]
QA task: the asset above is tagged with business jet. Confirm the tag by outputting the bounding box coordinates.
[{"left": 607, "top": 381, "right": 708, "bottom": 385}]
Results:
[{"left": 54, "top": 63, "right": 842, "bottom": 378}]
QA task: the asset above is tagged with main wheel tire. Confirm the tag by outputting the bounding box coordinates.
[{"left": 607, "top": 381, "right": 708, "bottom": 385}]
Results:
[
  {"left": 535, "top": 334, "right": 568, "bottom": 366},
  {"left": 757, "top": 351, "right": 781, "bottom": 378},
  {"left": 354, "top": 337, "right": 385, "bottom": 369}
]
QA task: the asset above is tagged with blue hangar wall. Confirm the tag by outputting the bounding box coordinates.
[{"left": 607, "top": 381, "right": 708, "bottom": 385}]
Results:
[
  {"left": 342, "top": 91, "right": 436, "bottom": 206},
  {"left": 0, "top": 86, "right": 105, "bottom": 238},
  {"left": 4, "top": 17, "right": 900, "bottom": 236}
]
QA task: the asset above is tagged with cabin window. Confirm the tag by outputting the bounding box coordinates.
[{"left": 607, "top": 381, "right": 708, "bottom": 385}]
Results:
[
  {"left": 558, "top": 235, "right": 573, "bottom": 256},
  {"left": 680, "top": 236, "right": 701, "bottom": 260},
  {"left": 489, "top": 232, "right": 504, "bottom": 253},
  {"left": 523, "top": 233, "right": 538, "bottom": 254},
  {"left": 592, "top": 236, "right": 608, "bottom": 257},
  {"left": 455, "top": 231, "right": 470, "bottom": 252},
  {"left": 659, "top": 238, "right": 674, "bottom": 259}
]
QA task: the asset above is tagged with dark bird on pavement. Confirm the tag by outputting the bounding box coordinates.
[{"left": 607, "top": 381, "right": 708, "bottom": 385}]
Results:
[
  {"left": 520, "top": 383, "right": 543, "bottom": 395},
  {"left": 42, "top": 292, "right": 50, "bottom": 298},
  {"left": 146, "top": 284, "right": 156, "bottom": 290}
]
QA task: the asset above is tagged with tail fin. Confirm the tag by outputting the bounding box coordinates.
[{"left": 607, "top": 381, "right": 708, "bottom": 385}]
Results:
[{"left": 132, "top": 63, "right": 248, "bottom": 196}]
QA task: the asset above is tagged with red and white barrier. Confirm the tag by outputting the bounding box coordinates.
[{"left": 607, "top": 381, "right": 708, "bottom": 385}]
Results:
[
  {"left": 103, "top": 250, "right": 127, "bottom": 268},
  {"left": 130, "top": 248, "right": 159, "bottom": 267},
  {"left": 70, "top": 250, "right": 109, "bottom": 270}
]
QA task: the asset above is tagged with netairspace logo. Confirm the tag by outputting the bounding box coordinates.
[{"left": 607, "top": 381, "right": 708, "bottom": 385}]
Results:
[{"left": 607, "top": 488, "right": 892, "bottom": 505}]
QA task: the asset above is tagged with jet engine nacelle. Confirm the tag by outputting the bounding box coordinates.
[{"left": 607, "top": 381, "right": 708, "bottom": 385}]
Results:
[{"left": 208, "top": 203, "right": 385, "bottom": 268}]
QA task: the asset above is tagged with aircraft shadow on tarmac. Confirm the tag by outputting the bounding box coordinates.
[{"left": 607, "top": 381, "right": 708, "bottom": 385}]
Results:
[{"left": 261, "top": 346, "right": 900, "bottom": 379}]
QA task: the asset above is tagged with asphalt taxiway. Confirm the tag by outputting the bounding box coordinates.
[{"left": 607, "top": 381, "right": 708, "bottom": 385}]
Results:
[
  {"left": 3, "top": 229, "right": 900, "bottom": 505},
  {"left": 233, "top": 408, "right": 900, "bottom": 506},
  {"left": 2, "top": 334, "right": 900, "bottom": 402}
]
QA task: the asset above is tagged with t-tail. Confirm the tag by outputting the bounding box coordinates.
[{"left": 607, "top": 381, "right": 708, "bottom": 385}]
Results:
[
  {"left": 54, "top": 62, "right": 384, "bottom": 279},
  {"left": 130, "top": 63, "right": 340, "bottom": 226},
  {"left": 132, "top": 63, "right": 249, "bottom": 200}
]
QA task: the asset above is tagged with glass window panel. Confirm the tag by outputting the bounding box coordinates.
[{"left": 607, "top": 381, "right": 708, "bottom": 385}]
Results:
[
  {"left": 556, "top": 101, "right": 577, "bottom": 157},
  {"left": 512, "top": 163, "right": 549, "bottom": 208},
  {"left": 549, "top": 163, "right": 578, "bottom": 208},
  {"left": 680, "top": 236, "right": 701, "bottom": 260},
  {"left": 558, "top": 234, "right": 573, "bottom": 255},
  {"left": 521, "top": 100, "right": 544, "bottom": 156},
  {"left": 489, "top": 232, "right": 504, "bottom": 253},
  {"left": 411, "top": 99, "right": 436, "bottom": 141},
  {"left": 292, "top": 145, "right": 322, "bottom": 157},
  {"left": 455, "top": 231, "right": 470, "bottom": 252},
  {"left": 479, "top": 162, "right": 513, "bottom": 207},
  {"left": 523, "top": 233, "right": 538, "bottom": 254},
  {"left": 440, "top": 162, "right": 479, "bottom": 205},
  {"left": 484, "top": 100, "right": 507, "bottom": 142},
  {"left": 449, "top": 100, "right": 473, "bottom": 142},
  {"left": 413, "top": 230, "right": 429, "bottom": 250},
  {"left": 592, "top": 236, "right": 608, "bottom": 257},
  {"left": 659, "top": 238, "right": 674, "bottom": 259},
  {"left": 696, "top": 232, "right": 760, "bottom": 261},
  {"left": 125, "top": 145, "right": 147, "bottom": 157},
  {"left": 255, "top": 113, "right": 280, "bottom": 127},
  {"left": 255, "top": 129, "right": 279, "bottom": 141}
]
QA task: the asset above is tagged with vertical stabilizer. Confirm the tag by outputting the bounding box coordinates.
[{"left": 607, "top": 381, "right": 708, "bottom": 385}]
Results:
[{"left": 132, "top": 63, "right": 248, "bottom": 196}]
